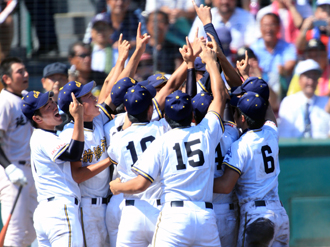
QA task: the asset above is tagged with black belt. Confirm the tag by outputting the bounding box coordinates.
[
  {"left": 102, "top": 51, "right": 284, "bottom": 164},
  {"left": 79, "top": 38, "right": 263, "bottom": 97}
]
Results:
[
  {"left": 170, "top": 201, "right": 213, "bottom": 209},
  {"left": 47, "top": 196, "right": 79, "bottom": 205},
  {"left": 18, "top": 161, "right": 26, "bottom": 165},
  {"left": 254, "top": 200, "right": 283, "bottom": 207},
  {"left": 91, "top": 195, "right": 112, "bottom": 205},
  {"left": 125, "top": 199, "right": 161, "bottom": 206}
]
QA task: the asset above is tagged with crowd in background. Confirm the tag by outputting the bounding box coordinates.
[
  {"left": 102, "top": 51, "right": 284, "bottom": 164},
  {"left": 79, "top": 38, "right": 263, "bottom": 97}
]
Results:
[{"left": 1, "top": 0, "right": 330, "bottom": 139}]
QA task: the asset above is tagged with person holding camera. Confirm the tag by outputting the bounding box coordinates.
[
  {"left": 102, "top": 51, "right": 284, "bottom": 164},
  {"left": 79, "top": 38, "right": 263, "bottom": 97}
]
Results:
[{"left": 296, "top": 0, "right": 330, "bottom": 54}]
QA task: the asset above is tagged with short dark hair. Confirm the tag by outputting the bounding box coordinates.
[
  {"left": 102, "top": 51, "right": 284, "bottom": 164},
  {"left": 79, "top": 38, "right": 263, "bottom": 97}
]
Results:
[
  {"left": 236, "top": 107, "right": 265, "bottom": 129},
  {"left": 115, "top": 103, "right": 126, "bottom": 114},
  {"left": 262, "top": 13, "right": 280, "bottom": 26},
  {"left": 68, "top": 41, "right": 91, "bottom": 58},
  {"left": 165, "top": 113, "right": 192, "bottom": 129},
  {"left": 30, "top": 109, "right": 42, "bottom": 128},
  {"left": 0, "top": 57, "right": 23, "bottom": 87},
  {"left": 146, "top": 10, "right": 169, "bottom": 26},
  {"left": 127, "top": 104, "right": 152, "bottom": 123}
]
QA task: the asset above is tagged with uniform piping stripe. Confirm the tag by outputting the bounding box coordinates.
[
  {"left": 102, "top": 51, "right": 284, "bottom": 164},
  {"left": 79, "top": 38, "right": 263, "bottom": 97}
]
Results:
[
  {"left": 80, "top": 207, "right": 87, "bottom": 247},
  {"left": 152, "top": 210, "right": 162, "bottom": 247},
  {"left": 225, "top": 121, "right": 236, "bottom": 125},
  {"left": 208, "top": 111, "right": 225, "bottom": 133},
  {"left": 132, "top": 167, "right": 154, "bottom": 183},
  {"left": 198, "top": 80, "right": 209, "bottom": 93},
  {"left": 242, "top": 212, "right": 247, "bottom": 247},
  {"left": 64, "top": 205, "right": 72, "bottom": 247},
  {"left": 53, "top": 144, "right": 69, "bottom": 162},
  {"left": 109, "top": 157, "right": 118, "bottom": 165},
  {"left": 152, "top": 98, "right": 162, "bottom": 119},
  {"left": 97, "top": 104, "right": 113, "bottom": 120},
  {"left": 223, "top": 162, "right": 241, "bottom": 175}
]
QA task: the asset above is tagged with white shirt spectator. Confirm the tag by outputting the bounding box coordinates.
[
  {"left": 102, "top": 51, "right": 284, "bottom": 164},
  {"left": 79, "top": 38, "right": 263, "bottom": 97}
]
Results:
[
  {"left": 91, "top": 45, "right": 106, "bottom": 72},
  {"left": 279, "top": 91, "right": 330, "bottom": 139},
  {"left": 188, "top": 7, "right": 257, "bottom": 52},
  {"left": 145, "top": 0, "right": 200, "bottom": 13}
]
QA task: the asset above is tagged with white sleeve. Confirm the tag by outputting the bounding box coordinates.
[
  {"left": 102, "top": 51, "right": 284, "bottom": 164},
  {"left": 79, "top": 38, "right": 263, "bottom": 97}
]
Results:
[
  {"left": 132, "top": 138, "right": 162, "bottom": 183},
  {"left": 0, "top": 102, "right": 11, "bottom": 132},
  {"left": 151, "top": 98, "right": 162, "bottom": 121},
  {"left": 43, "top": 134, "right": 70, "bottom": 163},
  {"left": 199, "top": 111, "right": 225, "bottom": 148},
  {"left": 222, "top": 141, "right": 244, "bottom": 176}
]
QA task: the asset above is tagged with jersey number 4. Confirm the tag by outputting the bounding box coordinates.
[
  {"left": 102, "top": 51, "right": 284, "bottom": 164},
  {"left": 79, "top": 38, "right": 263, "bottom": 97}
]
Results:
[
  {"left": 173, "top": 139, "right": 205, "bottom": 170},
  {"left": 126, "top": 136, "right": 156, "bottom": 166},
  {"left": 261, "top": 145, "right": 275, "bottom": 174}
]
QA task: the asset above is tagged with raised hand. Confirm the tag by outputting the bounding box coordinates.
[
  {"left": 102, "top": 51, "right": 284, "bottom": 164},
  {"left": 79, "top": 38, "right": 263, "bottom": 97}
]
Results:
[
  {"left": 199, "top": 40, "right": 217, "bottom": 67},
  {"left": 69, "top": 92, "right": 84, "bottom": 120},
  {"left": 179, "top": 37, "right": 195, "bottom": 67},
  {"left": 192, "top": 0, "right": 212, "bottom": 26},
  {"left": 118, "top": 33, "right": 131, "bottom": 62},
  {"left": 190, "top": 27, "right": 205, "bottom": 58},
  {"left": 236, "top": 50, "right": 250, "bottom": 80},
  {"left": 136, "top": 22, "right": 150, "bottom": 52}
]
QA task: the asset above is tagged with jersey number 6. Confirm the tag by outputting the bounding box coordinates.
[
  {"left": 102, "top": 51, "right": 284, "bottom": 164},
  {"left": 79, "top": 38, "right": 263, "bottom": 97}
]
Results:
[
  {"left": 261, "top": 145, "right": 275, "bottom": 174},
  {"left": 173, "top": 139, "right": 205, "bottom": 170}
]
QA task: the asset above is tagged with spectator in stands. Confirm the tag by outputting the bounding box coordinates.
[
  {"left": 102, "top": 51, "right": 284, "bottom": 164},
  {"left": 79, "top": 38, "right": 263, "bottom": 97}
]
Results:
[
  {"left": 0, "top": 0, "right": 17, "bottom": 60},
  {"left": 144, "top": 0, "right": 201, "bottom": 46},
  {"left": 41, "top": 62, "right": 68, "bottom": 103},
  {"left": 296, "top": 0, "right": 330, "bottom": 55},
  {"left": 145, "top": 11, "right": 182, "bottom": 74},
  {"left": 25, "top": 0, "right": 59, "bottom": 56},
  {"left": 287, "top": 39, "right": 330, "bottom": 97},
  {"left": 188, "top": 0, "right": 257, "bottom": 53},
  {"left": 256, "top": 0, "right": 312, "bottom": 44},
  {"left": 279, "top": 59, "right": 330, "bottom": 139},
  {"left": 68, "top": 41, "right": 107, "bottom": 88},
  {"left": 90, "top": 13, "right": 114, "bottom": 75},
  {"left": 250, "top": 13, "right": 296, "bottom": 99},
  {"left": 83, "top": 0, "right": 145, "bottom": 50}
]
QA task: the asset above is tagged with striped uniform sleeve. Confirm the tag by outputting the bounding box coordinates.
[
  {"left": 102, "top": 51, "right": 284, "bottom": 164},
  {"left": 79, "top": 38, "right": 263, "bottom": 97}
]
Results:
[
  {"left": 152, "top": 98, "right": 162, "bottom": 121},
  {"left": 221, "top": 141, "right": 244, "bottom": 176},
  {"left": 207, "top": 110, "right": 225, "bottom": 133},
  {"left": 44, "top": 131, "right": 71, "bottom": 164},
  {"left": 97, "top": 103, "right": 113, "bottom": 124}
]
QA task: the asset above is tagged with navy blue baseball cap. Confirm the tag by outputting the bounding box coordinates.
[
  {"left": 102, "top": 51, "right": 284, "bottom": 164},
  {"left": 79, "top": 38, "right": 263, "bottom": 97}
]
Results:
[
  {"left": 22, "top": 91, "right": 54, "bottom": 120},
  {"left": 194, "top": 57, "right": 206, "bottom": 72},
  {"left": 111, "top": 77, "right": 138, "bottom": 107},
  {"left": 232, "top": 77, "right": 269, "bottom": 101},
  {"left": 124, "top": 84, "right": 156, "bottom": 115},
  {"left": 237, "top": 91, "right": 268, "bottom": 120},
  {"left": 91, "top": 12, "right": 111, "bottom": 27},
  {"left": 165, "top": 91, "right": 192, "bottom": 122},
  {"left": 58, "top": 80, "right": 95, "bottom": 112},
  {"left": 147, "top": 73, "right": 168, "bottom": 88},
  {"left": 43, "top": 62, "right": 68, "bottom": 78},
  {"left": 192, "top": 92, "right": 213, "bottom": 120}
]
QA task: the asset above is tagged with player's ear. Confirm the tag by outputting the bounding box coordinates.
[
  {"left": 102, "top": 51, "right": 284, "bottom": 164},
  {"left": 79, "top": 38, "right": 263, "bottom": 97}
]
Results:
[
  {"left": 2, "top": 74, "right": 11, "bottom": 86},
  {"left": 241, "top": 114, "right": 246, "bottom": 123},
  {"left": 32, "top": 115, "right": 43, "bottom": 124}
]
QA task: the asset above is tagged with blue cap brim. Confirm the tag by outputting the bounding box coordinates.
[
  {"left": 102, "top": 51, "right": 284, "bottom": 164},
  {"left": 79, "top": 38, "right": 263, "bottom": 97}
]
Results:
[
  {"left": 229, "top": 95, "right": 239, "bottom": 107},
  {"left": 231, "top": 86, "right": 245, "bottom": 95},
  {"left": 138, "top": 80, "right": 149, "bottom": 87},
  {"left": 77, "top": 81, "right": 95, "bottom": 98},
  {"left": 145, "top": 84, "right": 156, "bottom": 98},
  {"left": 37, "top": 91, "right": 54, "bottom": 109}
]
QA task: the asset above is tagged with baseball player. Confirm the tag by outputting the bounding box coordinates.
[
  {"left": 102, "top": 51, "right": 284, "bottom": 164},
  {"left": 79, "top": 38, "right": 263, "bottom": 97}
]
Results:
[
  {"left": 110, "top": 41, "right": 226, "bottom": 246},
  {"left": 58, "top": 80, "right": 114, "bottom": 247},
  {"left": 0, "top": 57, "right": 37, "bottom": 247},
  {"left": 214, "top": 90, "right": 290, "bottom": 246},
  {"left": 21, "top": 90, "right": 85, "bottom": 246}
]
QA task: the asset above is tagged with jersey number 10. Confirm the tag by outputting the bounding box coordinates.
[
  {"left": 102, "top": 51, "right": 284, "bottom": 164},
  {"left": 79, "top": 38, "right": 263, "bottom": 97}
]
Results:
[{"left": 173, "top": 139, "right": 205, "bottom": 170}]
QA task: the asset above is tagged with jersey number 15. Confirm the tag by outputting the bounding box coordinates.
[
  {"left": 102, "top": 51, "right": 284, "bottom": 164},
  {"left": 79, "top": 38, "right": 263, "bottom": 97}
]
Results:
[{"left": 173, "top": 139, "right": 205, "bottom": 170}]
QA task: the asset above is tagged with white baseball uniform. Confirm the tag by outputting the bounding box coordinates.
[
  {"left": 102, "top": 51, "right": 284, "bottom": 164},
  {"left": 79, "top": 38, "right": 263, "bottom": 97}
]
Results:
[
  {"left": 30, "top": 128, "right": 83, "bottom": 246},
  {"left": 213, "top": 121, "right": 240, "bottom": 247},
  {"left": 132, "top": 111, "right": 224, "bottom": 247},
  {"left": 222, "top": 121, "right": 289, "bottom": 246},
  {"left": 103, "top": 99, "right": 163, "bottom": 247},
  {"left": 104, "top": 113, "right": 126, "bottom": 247},
  {"left": 107, "top": 118, "right": 170, "bottom": 247},
  {"left": 0, "top": 89, "right": 37, "bottom": 247},
  {"left": 60, "top": 106, "right": 112, "bottom": 247}
]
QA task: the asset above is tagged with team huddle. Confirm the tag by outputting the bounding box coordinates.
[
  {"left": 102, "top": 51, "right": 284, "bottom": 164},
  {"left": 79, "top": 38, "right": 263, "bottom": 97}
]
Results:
[{"left": 0, "top": 2, "right": 289, "bottom": 247}]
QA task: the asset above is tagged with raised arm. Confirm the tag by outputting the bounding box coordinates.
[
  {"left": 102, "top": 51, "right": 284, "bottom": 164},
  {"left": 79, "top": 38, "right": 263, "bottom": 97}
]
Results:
[
  {"left": 117, "top": 22, "right": 150, "bottom": 80},
  {"left": 98, "top": 34, "right": 130, "bottom": 104},
  {"left": 199, "top": 41, "right": 227, "bottom": 117}
]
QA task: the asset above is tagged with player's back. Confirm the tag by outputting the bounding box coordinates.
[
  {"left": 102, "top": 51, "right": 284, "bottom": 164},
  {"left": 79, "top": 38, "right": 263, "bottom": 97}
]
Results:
[
  {"left": 139, "top": 112, "right": 224, "bottom": 203},
  {"left": 226, "top": 121, "right": 280, "bottom": 205},
  {"left": 108, "top": 118, "right": 170, "bottom": 200}
]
